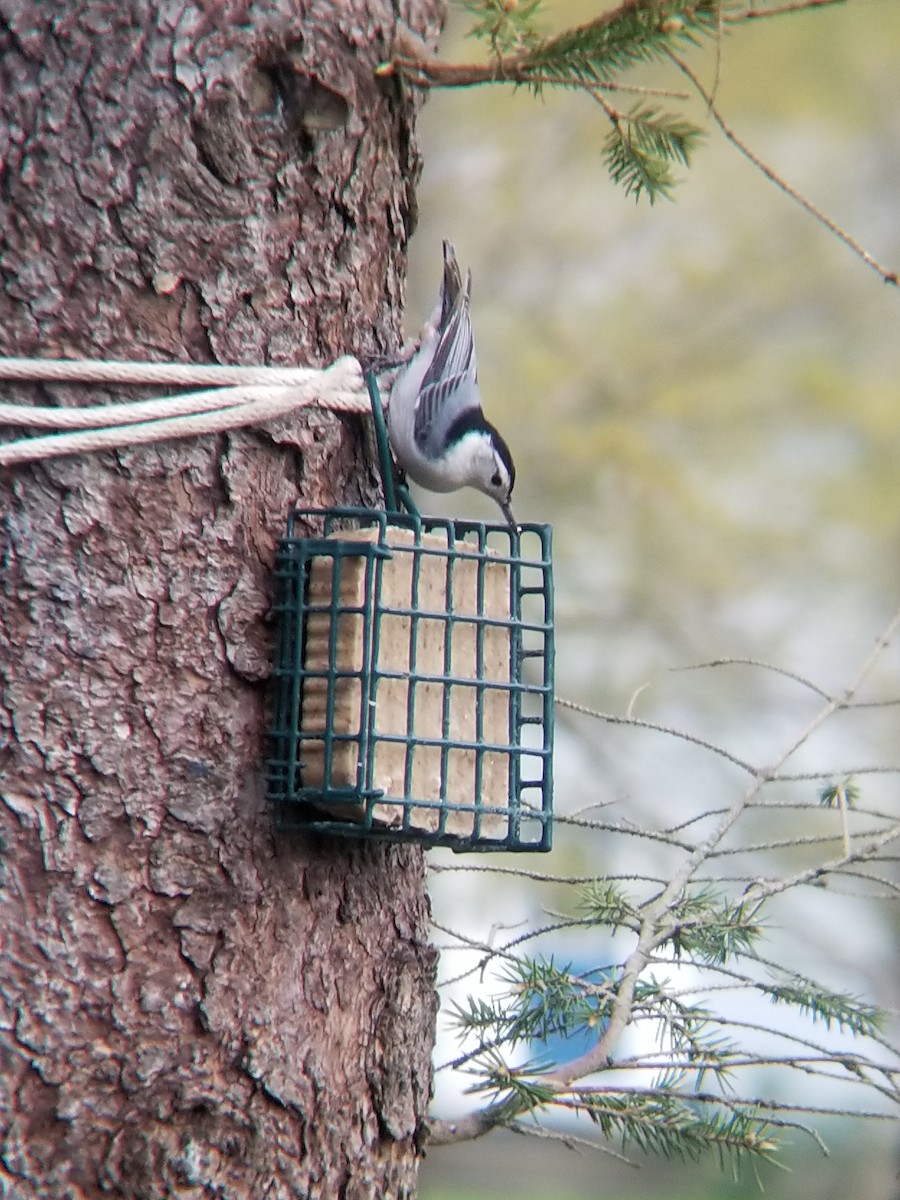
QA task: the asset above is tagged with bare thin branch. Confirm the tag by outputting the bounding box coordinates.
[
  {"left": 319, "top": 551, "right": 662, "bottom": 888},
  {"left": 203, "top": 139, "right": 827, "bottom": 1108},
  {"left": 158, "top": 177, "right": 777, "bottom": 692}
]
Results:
[
  {"left": 428, "top": 606, "right": 900, "bottom": 1145},
  {"left": 736, "top": 0, "right": 845, "bottom": 18},
  {"left": 542, "top": 611, "right": 900, "bottom": 1086},
  {"left": 671, "top": 656, "right": 832, "bottom": 698},
  {"left": 668, "top": 50, "right": 899, "bottom": 286},
  {"left": 554, "top": 696, "right": 758, "bottom": 774}
]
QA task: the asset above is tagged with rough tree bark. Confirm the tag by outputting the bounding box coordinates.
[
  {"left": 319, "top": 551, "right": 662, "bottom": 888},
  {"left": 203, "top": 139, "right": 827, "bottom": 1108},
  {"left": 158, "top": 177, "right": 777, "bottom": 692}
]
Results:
[{"left": 0, "top": 2, "right": 442, "bottom": 1196}]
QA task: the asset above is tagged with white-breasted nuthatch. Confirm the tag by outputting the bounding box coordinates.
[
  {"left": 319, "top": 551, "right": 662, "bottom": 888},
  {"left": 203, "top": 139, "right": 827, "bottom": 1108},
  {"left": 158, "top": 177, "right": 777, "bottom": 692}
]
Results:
[{"left": 387, "top": 241, "right": 517, "bottom": 527}]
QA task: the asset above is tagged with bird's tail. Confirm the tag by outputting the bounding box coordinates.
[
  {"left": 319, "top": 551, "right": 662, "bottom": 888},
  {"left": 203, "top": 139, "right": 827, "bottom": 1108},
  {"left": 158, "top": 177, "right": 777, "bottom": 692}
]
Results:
[{"left": 440, "top": 240, "right": 469, "bottom": 328}]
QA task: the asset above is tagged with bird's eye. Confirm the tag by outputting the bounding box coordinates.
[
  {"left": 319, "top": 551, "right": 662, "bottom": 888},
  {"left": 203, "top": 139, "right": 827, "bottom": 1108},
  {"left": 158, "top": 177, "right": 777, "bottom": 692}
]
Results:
[{"left": 491, "top": 470, "right": 502, "bottom": 488}]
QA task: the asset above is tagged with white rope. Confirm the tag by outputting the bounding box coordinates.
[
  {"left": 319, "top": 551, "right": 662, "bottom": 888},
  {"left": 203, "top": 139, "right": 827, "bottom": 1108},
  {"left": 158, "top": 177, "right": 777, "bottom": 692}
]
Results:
[{"left": 0, "top": 354, "right": 373, "bottom": 467}]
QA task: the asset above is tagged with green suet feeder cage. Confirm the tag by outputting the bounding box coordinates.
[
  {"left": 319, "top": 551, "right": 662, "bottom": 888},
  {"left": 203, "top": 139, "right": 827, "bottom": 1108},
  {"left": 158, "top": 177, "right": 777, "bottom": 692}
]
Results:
[
  {"left": 267, "top": 508, "right": 554, "bottom": 852},
  {"left": 266, "top": 370, "right": 554, "bottom": 852}
]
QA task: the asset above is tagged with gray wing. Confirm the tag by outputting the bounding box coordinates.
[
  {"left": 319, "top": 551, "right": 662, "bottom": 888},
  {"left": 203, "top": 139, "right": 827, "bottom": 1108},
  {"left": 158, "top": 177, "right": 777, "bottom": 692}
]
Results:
[{"left": 414, "top": 260, "right": 479, "bottom": 459}]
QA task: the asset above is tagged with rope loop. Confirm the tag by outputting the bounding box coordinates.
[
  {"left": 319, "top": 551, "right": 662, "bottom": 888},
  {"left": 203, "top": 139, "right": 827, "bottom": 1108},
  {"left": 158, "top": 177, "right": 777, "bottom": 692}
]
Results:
[{"left": 0, "top": 354, "right": 372, "bottom": 467}]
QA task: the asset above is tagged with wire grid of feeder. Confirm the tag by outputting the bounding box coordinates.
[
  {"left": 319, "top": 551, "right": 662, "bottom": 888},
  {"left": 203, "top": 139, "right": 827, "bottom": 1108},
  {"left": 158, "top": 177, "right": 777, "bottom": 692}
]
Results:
[{"left": 268, "top": 507, "right": 554, "bottom": 851}]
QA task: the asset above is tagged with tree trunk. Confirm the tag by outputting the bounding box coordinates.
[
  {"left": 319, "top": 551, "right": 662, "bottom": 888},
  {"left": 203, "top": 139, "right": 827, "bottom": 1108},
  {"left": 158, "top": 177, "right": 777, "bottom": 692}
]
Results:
[{"left": 0, "top": 2, "right": 441, "bottom": 1196}]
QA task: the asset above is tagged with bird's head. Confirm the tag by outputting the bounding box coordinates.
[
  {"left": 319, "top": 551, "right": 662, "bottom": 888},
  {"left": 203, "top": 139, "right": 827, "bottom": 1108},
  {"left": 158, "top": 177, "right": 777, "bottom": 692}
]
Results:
[{"left": 439, "top": 410, "right": 517, "bottom": 527}]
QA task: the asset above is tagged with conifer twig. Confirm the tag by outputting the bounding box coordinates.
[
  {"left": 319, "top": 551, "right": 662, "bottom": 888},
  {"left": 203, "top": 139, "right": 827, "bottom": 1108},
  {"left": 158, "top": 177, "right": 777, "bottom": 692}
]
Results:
[{"left": 430, "top": 610, "right": 900, "bottom": 1147}]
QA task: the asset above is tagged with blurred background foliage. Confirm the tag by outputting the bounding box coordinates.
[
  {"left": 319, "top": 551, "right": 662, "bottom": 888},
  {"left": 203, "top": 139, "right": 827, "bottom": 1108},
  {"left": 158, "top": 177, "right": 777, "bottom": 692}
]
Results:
[{"left": 408, "top": 1, "right": 900, "bottom": 1196}]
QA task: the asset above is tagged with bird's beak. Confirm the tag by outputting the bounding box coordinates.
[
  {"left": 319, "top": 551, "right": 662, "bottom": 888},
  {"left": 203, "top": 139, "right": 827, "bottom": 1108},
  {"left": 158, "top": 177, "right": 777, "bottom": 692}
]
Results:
[{"left": 500, "top": 498, "right": 517, "bottom": 530}]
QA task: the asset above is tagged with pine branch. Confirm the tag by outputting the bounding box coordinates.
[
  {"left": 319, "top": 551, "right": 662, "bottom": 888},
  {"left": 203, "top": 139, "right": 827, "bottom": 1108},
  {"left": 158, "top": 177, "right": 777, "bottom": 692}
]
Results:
[
  {"left": 760, "top": 974, "right": 883, "bottom": 1039},
  {"left": 471, "top": 1048, "right": 557, "bottom": 1116},
  {"left": 518, "top": 0, "right": 721, "bottom": 88},
  {"left": 379, "top": 0, "right": 726, "bottom": 90},
  {"left": 376, "top": 0, "right": 851, "bottom": 203},
  {"left": 665, "top": 890, "right": 764, "bottom": 964},
  {"left": 578, "top": 879, "right": 639, "bottom": 931},
  {"left": 603, "top": 107, "right": 704, "bottom": 203},
  {"left": 428, "top": 610, "right": 900, "bottom": 1156},
  {"left": 494, "top": 610, "right": 893, "bottom": 1061},
  {"left": 573, "top": 1092, "right": 780, "bottom": 1169},
  {"left": 459, "top": 0, "right": 543, "bottom": 57},
  {"left": 448, "top": 957, "right": 618, "bottom": 1058}
]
